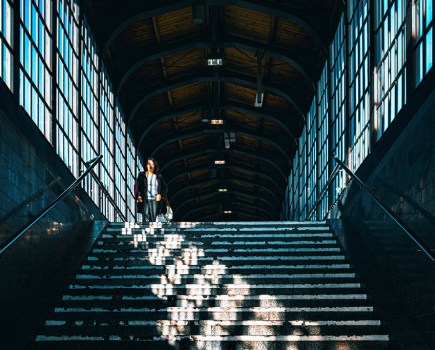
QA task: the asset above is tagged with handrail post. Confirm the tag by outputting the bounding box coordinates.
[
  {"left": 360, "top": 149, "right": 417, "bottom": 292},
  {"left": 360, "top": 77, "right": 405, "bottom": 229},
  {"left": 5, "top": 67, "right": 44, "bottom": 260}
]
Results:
[
  {"left": 0, "top": 155, "right": 103, "bottom": 256},
  {"left": 333, "top": 155, "right": 435, "bottom": 262}
]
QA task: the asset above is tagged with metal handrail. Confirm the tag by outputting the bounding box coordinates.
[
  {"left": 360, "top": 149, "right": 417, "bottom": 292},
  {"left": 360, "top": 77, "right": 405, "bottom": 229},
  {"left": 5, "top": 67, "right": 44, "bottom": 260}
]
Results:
[
  {"left": 333, "top": 155, "right": 435, "bottom": 262},
  {"left": 0, "top": 176, "right": 62, "bottom": 225},
  {"left": 0, "top": 155, "right": 103, "bottom": 256}
]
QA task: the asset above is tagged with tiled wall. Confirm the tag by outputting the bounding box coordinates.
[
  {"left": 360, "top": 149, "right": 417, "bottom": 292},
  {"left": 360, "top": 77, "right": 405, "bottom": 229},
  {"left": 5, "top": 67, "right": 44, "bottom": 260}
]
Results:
[
  {"left": 331, "top": 87, "right": 435, "bottom": 349},
  {"left": 0, "top": 84, "right": 106, "bottom": 348}
]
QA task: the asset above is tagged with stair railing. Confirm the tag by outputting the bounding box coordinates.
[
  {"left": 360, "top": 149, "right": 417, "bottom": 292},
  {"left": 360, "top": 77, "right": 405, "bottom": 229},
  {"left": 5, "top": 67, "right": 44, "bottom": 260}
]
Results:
[
  {"left": 0, "top": 155, "right": 103, "bottom": 256},
  {"left": 333, "top": 155, "right": 435, "bottom": 262},
  {"left": 0, "top": 176, "right": 62, "bottom": 226}
]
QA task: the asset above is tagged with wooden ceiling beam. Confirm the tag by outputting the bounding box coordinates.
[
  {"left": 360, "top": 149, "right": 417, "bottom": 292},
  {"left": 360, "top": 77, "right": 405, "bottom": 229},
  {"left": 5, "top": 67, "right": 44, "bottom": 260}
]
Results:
[
  {"left": 128, "top": 70, "right": 305, "bottom": 128},
  {"left": 116, "top": 34, "right": 313, "bottom": 95},
  {"left": 170, "top": 177, "right": 281, "bottom": 208},
  {"left": 100, "top": 0, "right": 326, "bottom": 59},
  {"left": 159, "top": 148, "right": 288, "bottom": 182},
  {"left": 167, "top": 164, "right": 283, "bottom": 194},
  {"left": 179, "top": 200, "right": 276, "bottom": 221},
  {"left": 135, "top": 100, "right": 297, "bottom": 146},
  {"left": 146, "top": 127, "right": 291, "bottom": 165},
  {"left": 175, "top": 191, "right": 277, "bottom": 219}
]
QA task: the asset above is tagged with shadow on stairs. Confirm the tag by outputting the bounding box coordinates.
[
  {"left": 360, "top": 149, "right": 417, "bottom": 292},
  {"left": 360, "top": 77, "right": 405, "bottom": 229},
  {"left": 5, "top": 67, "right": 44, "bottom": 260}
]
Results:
[{"left": 33, "top": 221, "right": 391, "bottom": 350}]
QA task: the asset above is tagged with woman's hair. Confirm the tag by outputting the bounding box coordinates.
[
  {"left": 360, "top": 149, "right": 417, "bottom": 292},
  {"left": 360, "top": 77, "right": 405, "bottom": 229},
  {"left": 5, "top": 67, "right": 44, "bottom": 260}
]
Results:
[{"left": 147, "top": 157, "right": 160, "bottom": 172}]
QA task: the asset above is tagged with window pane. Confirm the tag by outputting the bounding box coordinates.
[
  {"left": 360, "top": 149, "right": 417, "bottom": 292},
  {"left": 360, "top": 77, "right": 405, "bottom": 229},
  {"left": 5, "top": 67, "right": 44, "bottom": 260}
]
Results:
[{"left": 426, "top": 28, "right": 433, "bottom": 73}]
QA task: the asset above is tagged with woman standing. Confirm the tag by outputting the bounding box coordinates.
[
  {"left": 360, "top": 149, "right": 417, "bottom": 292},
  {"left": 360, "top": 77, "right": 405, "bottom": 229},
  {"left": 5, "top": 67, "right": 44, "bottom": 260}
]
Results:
[{"left": 135, "top": 157, "right": 167, "bottom": 223}]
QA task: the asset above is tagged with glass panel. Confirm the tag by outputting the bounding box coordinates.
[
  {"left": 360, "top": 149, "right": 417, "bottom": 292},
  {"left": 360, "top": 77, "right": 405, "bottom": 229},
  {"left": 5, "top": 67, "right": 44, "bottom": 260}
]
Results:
[
  {"left": 375, "top": 0, "right": 406, "bottom": 140},
  {"left": 427, "top": 0, "right": 433, "bottom": 27},
  {"left": 425, "top": 28, "right": 433, "bottom": 73}
]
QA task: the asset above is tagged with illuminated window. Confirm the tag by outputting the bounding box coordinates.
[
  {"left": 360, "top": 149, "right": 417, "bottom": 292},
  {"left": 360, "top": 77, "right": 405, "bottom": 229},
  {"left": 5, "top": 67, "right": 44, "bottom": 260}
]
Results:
[
  {"left": 317, "top": 64, "right": 329, "bottom": 219},
  {"left": 81, "top": 18, "right": 100, "bottom": 206},
  {"left": 330, "top": 15, "right": 347, "bottom": 197},
  {"left": 349, "top": 0, "right": 371, "bottom": 171},
  {"left": 2, "top": 0, "right": 139, "bottom": 222},
  {"left": 19, "top": 0, "right": 53, "bottom": 142},
  {"left": 414, "top": 0, "right": 433, "bottom": 86},
  {"left": 56, "top": 0, "right": 80, "bottom": 176},
  {"left": 100, "top": 63, "right": 116, "bottom": 221},
  {"left": 0, "top": 0, "right": 14, "bottom": 90},
  {"left": 126, "top": 130, "right": 137, "bottom": 221},
  {"left": 115, "top": 102, "right": 127, "bottom": 220},
  {"left": 290, "top": 157, "right": 299, "bottom": 220},
  {"left": 306, "top": 100, "right": 317, "bottom": 219},
  {"left": 298, "top": 127, "right": 307, "bottom": 220},
  {"left": 374, "top": 0, "right": 407, "bottom": 140}
]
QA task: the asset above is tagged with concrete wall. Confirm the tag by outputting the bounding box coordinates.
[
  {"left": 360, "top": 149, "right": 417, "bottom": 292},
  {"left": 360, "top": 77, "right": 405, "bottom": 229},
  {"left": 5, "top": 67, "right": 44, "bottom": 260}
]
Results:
[
  {"left": 0, "top": 82, "right": 106, "bottom": 349},
  {"left": 330, "top": 74, "right": 435, "bottom": 350}
]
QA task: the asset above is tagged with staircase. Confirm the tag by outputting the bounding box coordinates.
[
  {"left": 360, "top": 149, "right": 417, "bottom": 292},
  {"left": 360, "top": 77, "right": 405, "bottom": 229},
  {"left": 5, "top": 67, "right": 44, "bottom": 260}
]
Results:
[{"left": 35, "top": 221, "right": 390, "bottom": 349}]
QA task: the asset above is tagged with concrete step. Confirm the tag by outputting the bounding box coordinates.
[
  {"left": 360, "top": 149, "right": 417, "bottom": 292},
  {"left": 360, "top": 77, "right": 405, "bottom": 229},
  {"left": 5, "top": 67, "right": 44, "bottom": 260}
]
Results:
[
  {"left": 57, "top": 293, "right": 370, "bottom": 309},
  {"left": 96, "top": 239, "right": 340, "bottom": 248},
  {"left": 90, "top": 247, "right": 344, "bottom": 256},
  {"left": 34, "top": 221, "right": 390, "bottom": 349},
  {"left": 40, "top": 317, "right": 384, "bottom": 330},
  {"left": 86, "top": 255, "right": 348, "bottom": 265},
  {"left": 34, "top": 336, "right": 389, "bottom": 350},
  {"left": 79, "top": 263, "right": 353, "bottom": 274},
  {"left": 44, "top": 305, "right": 379, "bottom": 323},
  {"left": 108, "top": 221, "right": 330, "bottom": 229},
  {"left": 102, "top": 231, "right": 335, "bottom": 239},
  {"left": 72, "top": 272, "right": 358, "bottom": 284},
  {"left": 38, "top": 319, "right": 386, "bottom": 337},
  {"left": 66, "top": 283, "right": 363, "bottom": 296}
]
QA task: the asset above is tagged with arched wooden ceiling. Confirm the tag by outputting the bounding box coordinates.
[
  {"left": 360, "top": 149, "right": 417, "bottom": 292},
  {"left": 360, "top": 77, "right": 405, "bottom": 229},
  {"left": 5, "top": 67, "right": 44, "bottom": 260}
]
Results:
[{"left": 84, "top": 0, "right": 342, "bottom": 221}]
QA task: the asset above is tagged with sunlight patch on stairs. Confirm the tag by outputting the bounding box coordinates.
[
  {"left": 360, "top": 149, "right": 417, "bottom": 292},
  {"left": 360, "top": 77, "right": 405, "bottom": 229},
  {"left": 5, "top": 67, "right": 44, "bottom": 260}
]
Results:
[{"left": 35, "top": 221, "right": 390, "bottom": 349}]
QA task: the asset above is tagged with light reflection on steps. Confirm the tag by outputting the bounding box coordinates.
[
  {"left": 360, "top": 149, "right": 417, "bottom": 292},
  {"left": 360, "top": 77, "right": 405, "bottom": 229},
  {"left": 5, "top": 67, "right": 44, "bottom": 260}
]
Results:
[{"left": 35, "top": 222, "right": 389, "bottom": 348}]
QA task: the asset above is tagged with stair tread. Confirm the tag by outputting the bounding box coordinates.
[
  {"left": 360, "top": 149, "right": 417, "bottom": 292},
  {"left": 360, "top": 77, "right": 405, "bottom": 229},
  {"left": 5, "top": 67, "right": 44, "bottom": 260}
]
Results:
[{"left": 34, "top": 222, "right": 390, "bottom": 349}]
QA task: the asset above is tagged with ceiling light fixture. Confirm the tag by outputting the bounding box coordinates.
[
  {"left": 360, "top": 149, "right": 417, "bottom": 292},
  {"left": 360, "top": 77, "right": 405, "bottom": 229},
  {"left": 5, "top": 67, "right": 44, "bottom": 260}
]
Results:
[
  {"left": 254, "top": 92, "right": 264, "bottom": 107},
  {"left": 192, "top": 4, "right": 205, "bottom": 24},
  {"left": 223, "top": 210, "right": 232, "bottom": 214},
  {"left": 224, "top": 131, "right": 235, "bottom": 149},
  {"left": 218, "top": 188, "right": 228, "bottom": 192},
  {"left": 210, "top": 119, "right": 224, "bottom": 125},
  {"left": 214, "top": 160, "right": 225, "bottom": 165},
  {"left": 207, "top": 58, "right": 223, "bottom": 66}
]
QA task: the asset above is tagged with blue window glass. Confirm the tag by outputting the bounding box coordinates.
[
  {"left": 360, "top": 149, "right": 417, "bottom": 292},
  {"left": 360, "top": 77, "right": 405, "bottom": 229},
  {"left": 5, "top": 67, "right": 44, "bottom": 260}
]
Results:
[
  {"left": 414, "top": 0, "right": 433, "bottom": 86},
  {"left": 0, "top": 0, "right": 14, "bottom": 90}
]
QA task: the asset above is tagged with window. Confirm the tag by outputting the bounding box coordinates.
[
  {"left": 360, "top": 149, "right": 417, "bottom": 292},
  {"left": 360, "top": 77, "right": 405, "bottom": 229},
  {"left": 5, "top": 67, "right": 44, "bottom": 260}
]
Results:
[
  {"left": 306, "top": 100, "right": 317, "bottom": 219},
  {"left": 317, "top": 64, "right": 329, "bottom": 219},
  {"left": 298, "top": 128, "right": 307, "bottom": 220},
  {"left": 81, "top": 18, "right": 100, "bottom": 206},
  {"left": 100, "top": 63, "right": 116, "bottom": 221},
  {"left": 126, "top": 130, "right": 137, "bottom": 221},
  {"left": 413, "top": 0, "right": 433, "bottom": 86},
  {"left": 0, "top": 0, "right": 14, "bottom": 90},
  {"left": 114, "top": 102, "right": 126, "bottom": 221},
  {"left": 3, "top": 0, "right": 140, "bottom": 222},
  {"left": 349, "top": 0, "right": 371, "bottom": 171},
  {"left": 19, "top": 0, "right": 53, "bottom": 141},
  {"left": 374, "top": 0, "right": 407, "bottom": 139},
  {"left": 56, "top": 0, "right": 80, "bottom": 176},
  {"left": 290, "top": 157, "right": 300, "bottom": 220},
  {"left": 330, "top": 15, "right": 347, "bottom": 198}
]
